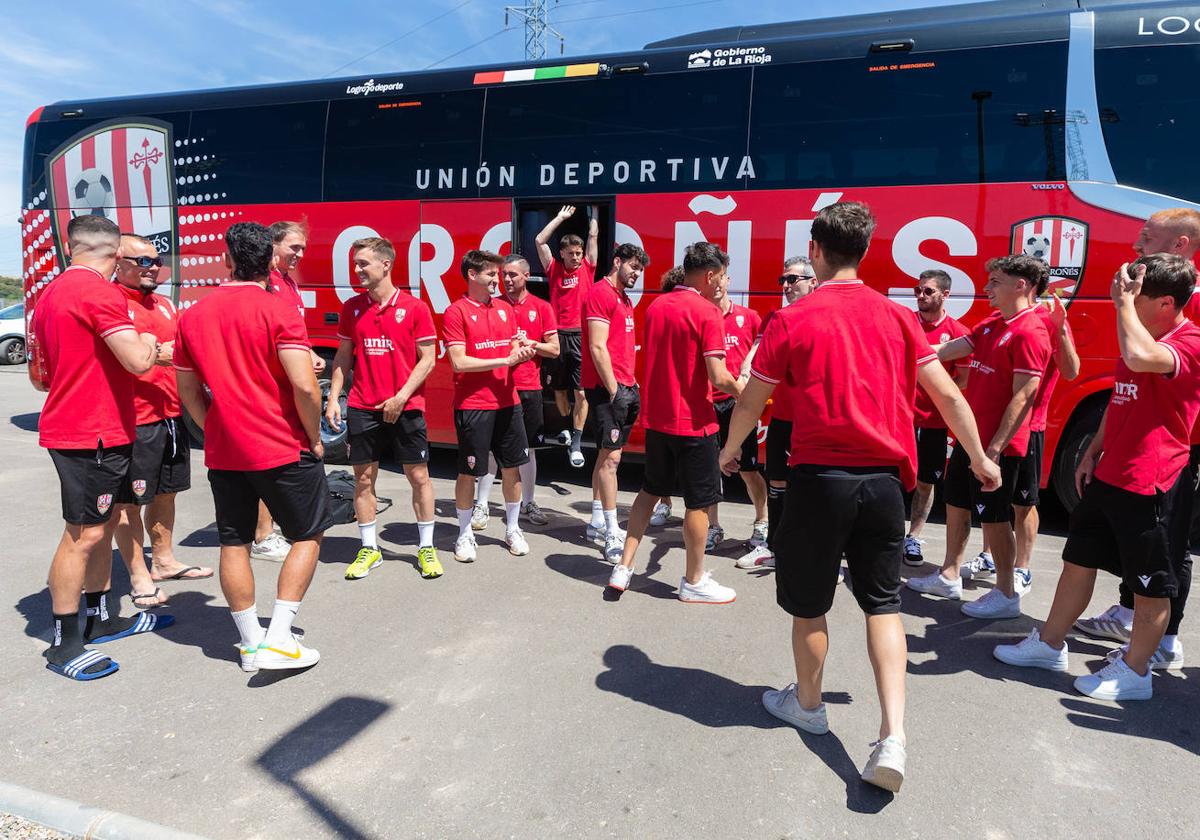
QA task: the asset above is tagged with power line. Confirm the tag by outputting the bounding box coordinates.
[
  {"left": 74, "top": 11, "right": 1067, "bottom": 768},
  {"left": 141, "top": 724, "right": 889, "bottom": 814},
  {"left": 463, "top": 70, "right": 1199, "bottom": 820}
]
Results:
[
  {"left": 553, "top": 0, "right": 725, "bottom": 25},
  {"left": 424, "top": 26, "right": 516, "bottom": 69},
  {"left": 322, "top": 0, "right": 476, "bottom": 78}
]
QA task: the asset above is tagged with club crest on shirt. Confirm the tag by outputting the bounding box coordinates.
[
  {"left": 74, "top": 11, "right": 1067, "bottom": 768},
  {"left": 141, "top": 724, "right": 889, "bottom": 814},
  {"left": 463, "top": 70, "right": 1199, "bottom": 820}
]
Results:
[
  {"left": 998, "top": 331, "right": 1013, "bottom": 347},
  {"left": 158, "top": 304, "right": 172, "bottom": 320},
  {"left": 395, "top": 308, "right": 406, "bottom": 323},
  {"left": 1010, "top": 216, "right": 1089, "bottom": 304},
  {"left": 470, "top": 314, "right": 478, "bottom": 322},
  {"left": 128, "top": 309, "right": 136, "bottom": 320},
  {"left": 940, "top": 332, "right": 950, "bottom": 343},
  {"left": 97, "top": 494, "right": 113, "bottom": 515},
  {"left": 735, "top": 315, "right": 745, "bottom": 328},
  {"left": 132, "top": 479, "right": 147, "bottom": 496},
  {"left": 528, "top": 310, "right": 537, "bottom": 322},
  {"left": 498, "top": 309, "right": 507, "bottom": 323}
]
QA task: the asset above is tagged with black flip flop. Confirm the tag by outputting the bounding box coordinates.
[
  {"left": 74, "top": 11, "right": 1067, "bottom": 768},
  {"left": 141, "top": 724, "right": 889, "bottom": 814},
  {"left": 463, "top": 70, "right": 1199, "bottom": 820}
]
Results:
[
  {"left": 131, "top": 587, "right": 167, "bottom": 610},
  {"left": 153, "top": 565, "right": 214, "bottom": 581}
]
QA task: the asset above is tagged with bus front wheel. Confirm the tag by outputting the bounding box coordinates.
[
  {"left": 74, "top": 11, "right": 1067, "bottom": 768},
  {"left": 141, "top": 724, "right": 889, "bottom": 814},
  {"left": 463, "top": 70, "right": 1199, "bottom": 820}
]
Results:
[{"left": 1052, "top": 398, "right": 1107, "bottom": 512}]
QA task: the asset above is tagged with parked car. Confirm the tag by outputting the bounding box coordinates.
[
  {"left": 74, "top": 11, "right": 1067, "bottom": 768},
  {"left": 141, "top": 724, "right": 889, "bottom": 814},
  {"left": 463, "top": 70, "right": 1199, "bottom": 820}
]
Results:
[{"left": 0, "top": 303, "right": 25, "bottom": 365}]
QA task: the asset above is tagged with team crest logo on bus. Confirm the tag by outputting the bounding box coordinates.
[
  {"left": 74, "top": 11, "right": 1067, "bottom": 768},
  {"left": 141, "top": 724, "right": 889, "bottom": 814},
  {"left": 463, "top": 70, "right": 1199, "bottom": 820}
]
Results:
[
  {"left": 96, "top": 494, "right": 113, "bottom": 515},
  {"left": 132, "top": 480, "right": 147, "bottom": 496},
  {"left": 395, "top": 308, "right": 406, "bottom": 323},
  {"left": 1010, "top": 216, "right": 1089, "bottom": 302},
  {"left": 44, "top": 118, "right": 178, "bottom": 288}
]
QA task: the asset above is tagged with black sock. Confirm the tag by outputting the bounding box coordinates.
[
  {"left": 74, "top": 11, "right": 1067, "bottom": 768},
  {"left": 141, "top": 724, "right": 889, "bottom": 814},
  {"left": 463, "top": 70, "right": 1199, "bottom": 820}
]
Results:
[
  {"left": 767, "top": 485, "right": 786, "bottom": 553},
  {"left": 44, "top": 611, "right": 84, "bottom": 664},
  {"left": 570, "top": 428, "right": 583, "bottom": 451},
  {"left": 83, "top": 589, "right": 136, "bottom": 640}
]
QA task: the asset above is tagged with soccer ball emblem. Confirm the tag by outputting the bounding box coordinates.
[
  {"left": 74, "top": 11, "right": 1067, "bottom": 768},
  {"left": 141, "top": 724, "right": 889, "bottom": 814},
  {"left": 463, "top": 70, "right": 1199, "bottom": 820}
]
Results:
[
  {"left": 1023, "top": 235, "right": 1052, "bottom": 260},
  {"left": 72, "top": 168, "right": 114, "bottom": 218}
]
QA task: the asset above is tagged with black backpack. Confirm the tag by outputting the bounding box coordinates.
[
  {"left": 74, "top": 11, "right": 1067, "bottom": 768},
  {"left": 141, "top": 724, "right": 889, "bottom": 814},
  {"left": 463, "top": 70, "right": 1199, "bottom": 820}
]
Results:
[{"left": 325, "top": 470, "right": 392, "bottom": 524}]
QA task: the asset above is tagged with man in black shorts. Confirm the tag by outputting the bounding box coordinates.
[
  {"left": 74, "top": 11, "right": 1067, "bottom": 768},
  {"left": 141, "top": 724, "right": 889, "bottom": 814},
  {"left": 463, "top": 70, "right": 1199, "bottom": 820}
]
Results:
[
  {"left": 536, "top": 205, "right": 599, "bottom": 468},
  {"left": 608, "top": 242, "right": 742, "bottom": 604},
  {"left": 326, "top": 237, "right": 442, "bottom": 581},
  {"left": 112, "top": 234, "right": 210, "bottom": 612},
  {"left": 443, "top": 250, "right": 537, "bottom": 562},
  {"left": 720, "top": 202, "right": 999, "bottom": 791},
  {"left": 582, "top": 243, "right": 648, "bottom": 562},
  {"left": 995, "top": 254, "right": 1200, "bottom": 700},
  {"left": 736, "top": 256, "right": 817, "bottom": 570},
  {"left": 176, "top": 222, "right": 332, "bottom": 672},
  {"left": 32, "top": 215, "right": 168, "bottom": 681}
]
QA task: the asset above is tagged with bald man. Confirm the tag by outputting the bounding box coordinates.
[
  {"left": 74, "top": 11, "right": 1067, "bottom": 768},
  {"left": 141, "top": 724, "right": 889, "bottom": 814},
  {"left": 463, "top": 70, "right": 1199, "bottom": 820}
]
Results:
[{"left": 1074, "top": 207, "right": 1200, "bottom": 669}]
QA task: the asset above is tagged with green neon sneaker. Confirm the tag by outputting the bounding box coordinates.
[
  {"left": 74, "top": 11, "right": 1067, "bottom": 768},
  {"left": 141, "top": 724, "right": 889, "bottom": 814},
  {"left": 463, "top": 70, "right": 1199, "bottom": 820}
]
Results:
[
  {"left": 346, "top": 546, "right": 383, "bottom": 580},
  {"left": 417, "top": 546, "right": 444, "bottom": 579}
]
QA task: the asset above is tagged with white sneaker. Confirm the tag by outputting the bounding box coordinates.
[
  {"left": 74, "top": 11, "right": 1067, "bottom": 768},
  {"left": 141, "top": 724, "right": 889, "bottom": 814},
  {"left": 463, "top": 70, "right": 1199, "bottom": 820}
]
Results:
[
  {"left": 902, "top": 535, "right": 924, "bottom": 567},
  {"left": 568, "top": 449, "right": 585, "bottom": 468},
  {"left": 762, "top": 684, "right": 828, "bottom": 734},
  {"left": 470, "top": 502, "right": 489, "bottom": 531},
  {"left": 749, "top": 520, "right": 769, "bottom": 547},
  {"left": 960, "top": 551, "right": 995, "bottom": 581},
  {"left": 993, "top": 629, "right": 1068, "bottom": 671},
  {"left": 1013, "top": 568, "right": 1033, "bottom": 596},
  {"left": 678, "top": 571, "right": 736, "bottom": 604},
  {"left": 861, "top": 736, "right": 906, "bottom": 792},
  {"left": 650, "top": 501, "right": 672, "bottom": 527},
  {"left": 906, "top": 572, "right": 962, "bottom": 600},
  {"left": 254, "top": 638, "right": 320, "bottom": 671},
  {"left": 1106, "top": 642, "right": 1184, "bottom": 671},
  {"left": 735, "top": 545, "right": 775, "bottom": 570},
  {"left": 705, "top": 525, "right": 725, "bottom": 551},
  {"left": 453, "top": 533, "right": 477, "bottom": 563},
  {"left": 250, "top": 532, "right": 289, "bottom": 562},
  {"left": 608, "top": 564, "right": 633, "bottom": 592},
  {"left": 521, "top": 500, "right": 549, "bottom": 526},
  {"left": 506, "top": 529, "right": 530, "bottom": 556},
  {"left": 585, "top": 523, "right": 606, "bottom": 546},
  {"left": 603, "top": 530, "right": 624, "bottom": 564},
  {"left": 961, "top": 588, "right": 1021, "bottom": 619},
  {"left": 1074, "top": 656, "right": 1152, "bottom": 700},
  {"left": 557, "top": 429, "right": 572, "bottom": 446},
  {"left": 237, "top": 642, "right": 259, "bottom": 673},
  {"left": 1073, "top": 604, "right": 1133, "bottom": 643}
]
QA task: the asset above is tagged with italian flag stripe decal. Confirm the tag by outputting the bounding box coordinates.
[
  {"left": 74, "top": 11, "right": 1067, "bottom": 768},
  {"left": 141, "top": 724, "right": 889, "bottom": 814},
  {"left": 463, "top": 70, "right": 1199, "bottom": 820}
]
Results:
[{"left": 473, "top": 63, "right": 601, "bottom": 85}]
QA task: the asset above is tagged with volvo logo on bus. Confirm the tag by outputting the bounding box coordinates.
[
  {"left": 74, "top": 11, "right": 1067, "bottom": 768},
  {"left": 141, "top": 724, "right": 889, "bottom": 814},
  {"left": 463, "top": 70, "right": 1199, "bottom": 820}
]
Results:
[{"left": 1010, "top": 216, "right": 1089, "bottom": 302}]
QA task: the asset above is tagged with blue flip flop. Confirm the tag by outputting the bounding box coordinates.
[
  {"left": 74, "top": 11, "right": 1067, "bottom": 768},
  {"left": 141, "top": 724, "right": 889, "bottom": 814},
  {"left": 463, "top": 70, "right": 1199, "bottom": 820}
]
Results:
[
  {"left": 88, "top": 612, "right": 176, "bottom": 644},
  {"left": 46, "top": 649, "right": 119, "bottom": 681}
]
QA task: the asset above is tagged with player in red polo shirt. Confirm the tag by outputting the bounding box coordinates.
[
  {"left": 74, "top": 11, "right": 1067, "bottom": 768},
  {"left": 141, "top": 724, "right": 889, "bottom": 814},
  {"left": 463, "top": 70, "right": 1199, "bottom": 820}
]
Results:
[
  {"left": 536, "top": 205, "right": 598, "bottom": 468},
  {"left": 708, "top": 279, "right": 766, "bottom": 551},
  {"left": 995, "top": 254, "right": 1200, "bottom": 700},
  {"left": 32, "top": 215, "right": 167, "bottom": 681},
  {"left": 325, "top": 237, "right": 442, "bottom": 582},
  {"left": 112, "top": 234, "right": 211, "bottom": 612},
  {"left": 607, "top": 242, "right": 742, "bottom": 604},
  {"left": 734, "top": 256, "right": 817, "bottom": 571},
  {"left": 903, "top": 269, "right": 971, "bottom": 568},
  {"left": 718, "top": 202, "right": 1000, "bottom": 792},
  {"left": 908, "top": 255, "right": 1052, "bottom": 620},
  {"left": 1007, "top": 285, "right": 1079, "bottom": 595},
  {"left": 583, "top": 243, "right": 648, "bottom": 563},
  {"left": 472, "top": 255, "right": 559, "bottom": 529},
  {"left": 175, "top": 222, "right": 332, "bottom": 673},
  {"left": 443, "top": 250, "right": 537, "bottom": 562},
  {"left": 1075, "top": 208, "right": 1200, "bottom": 665}
]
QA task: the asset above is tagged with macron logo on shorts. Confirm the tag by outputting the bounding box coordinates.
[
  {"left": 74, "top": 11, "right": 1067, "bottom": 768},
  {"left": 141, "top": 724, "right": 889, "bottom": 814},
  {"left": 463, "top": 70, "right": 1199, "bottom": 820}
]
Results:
[{"left": 1138, "top": 575, "right": 1152, "bottom": 587}]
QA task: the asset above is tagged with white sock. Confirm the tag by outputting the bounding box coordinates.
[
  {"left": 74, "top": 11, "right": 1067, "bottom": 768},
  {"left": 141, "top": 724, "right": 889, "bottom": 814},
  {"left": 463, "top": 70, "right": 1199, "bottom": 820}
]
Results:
[
  {"left": 476, "top": 469, "right": 496, "bottom": 506},
  {"left": 1114, "top": 605, "right": 1134, "bottom": 626},
  {"left": 505, "top": 501, "right": 520, "bottom": 534},
  {"left": 1162, "top": 634, "right": 1180, "bottom": 651},
  {"left": 590, "top": 499, "right": 604, "bottom": 528},
  {"left": 457, "top": 508, "right": 473, "bottom": 539},
  {"left": 519, "top": 457, "right": 536, "bottom": 504},
  {"left": 231, "top": 604, "right": 265, "bottom": 648},
  {"left": 359, "top": 520, "right": 377, "bottom": 548},
  {"left": 604, "top": 509, "right": 619, "bottom": 534},
  {"left": 417, "top": 520, "right": 435, "bottom": 548},
  {"left": 263, "top": 599, "right": 301, "bottom": 648}
]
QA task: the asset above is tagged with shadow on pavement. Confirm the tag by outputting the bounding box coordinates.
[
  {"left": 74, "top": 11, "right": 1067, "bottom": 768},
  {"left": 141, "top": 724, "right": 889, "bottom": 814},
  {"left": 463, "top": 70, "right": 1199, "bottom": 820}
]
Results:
[
  {"left": 595, "top": 644, "right": 894, "bottom": 813},
  {"left": 257, "top": 696, "right": 391, "bottom": 839},
  {"left": 1059, "top": 680, "right": 1200, "bottom": 756},
  {"left": 9, "top": 411, "right": 39, "bottom": 433},
  {"left": 544, "top": 553, "right": 678, "bottom": 600}
]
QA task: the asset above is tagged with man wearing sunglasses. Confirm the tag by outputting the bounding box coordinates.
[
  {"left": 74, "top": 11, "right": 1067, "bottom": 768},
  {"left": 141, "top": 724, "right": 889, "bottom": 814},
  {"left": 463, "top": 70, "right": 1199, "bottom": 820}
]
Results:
[
  {"left": 111, "top": 235, "right": 211, "bottom": 612},
  {"left": 735, "top": 256, "right": 816, "bottom": 571},
  {"left": 904, "top": 270, "right": 971, "bottom": 568}
]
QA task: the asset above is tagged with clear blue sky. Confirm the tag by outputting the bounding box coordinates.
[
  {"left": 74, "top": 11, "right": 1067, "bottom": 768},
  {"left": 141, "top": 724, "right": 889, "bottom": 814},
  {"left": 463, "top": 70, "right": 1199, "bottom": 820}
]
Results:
[{"left": 0, "top": 0, "right": 962, "bottom": 277}]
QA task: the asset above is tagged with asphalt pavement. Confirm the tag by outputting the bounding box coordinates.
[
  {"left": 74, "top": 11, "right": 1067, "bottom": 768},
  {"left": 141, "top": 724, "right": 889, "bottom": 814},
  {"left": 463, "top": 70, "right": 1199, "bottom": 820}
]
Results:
[{"left": 1, "top": 366, "right": 1196, "bottom": 839}]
